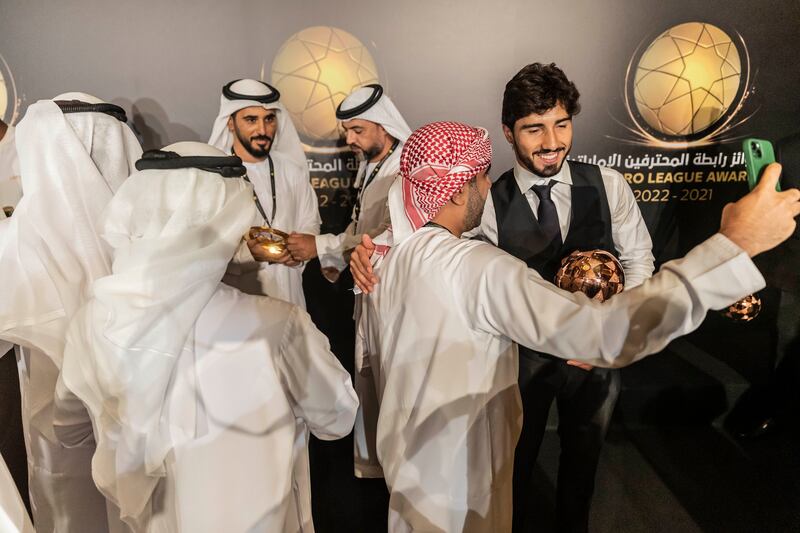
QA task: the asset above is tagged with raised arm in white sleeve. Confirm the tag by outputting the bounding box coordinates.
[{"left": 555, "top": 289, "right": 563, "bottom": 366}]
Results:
[{"left": 465, "top": 233, "right": 764, "bottom": 368}]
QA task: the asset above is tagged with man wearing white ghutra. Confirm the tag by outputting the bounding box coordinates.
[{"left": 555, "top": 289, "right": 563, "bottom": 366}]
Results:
[
  {"left": 286, "top": 84, "right": 412, "bottom": 283},
  {"left": 209, "top": 78, "right": 320, "bottom": 308}
]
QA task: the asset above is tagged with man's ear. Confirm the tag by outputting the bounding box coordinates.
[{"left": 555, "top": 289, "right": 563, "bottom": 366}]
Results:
[
  {"left": 502, "top": 124, "right": 514, "bottom": 145},
  {"left": 227, "top": 115, "right": 235, "bottom": 132},
  {"left": 450, "top": 183, "right": 469, "bottom": 207}
]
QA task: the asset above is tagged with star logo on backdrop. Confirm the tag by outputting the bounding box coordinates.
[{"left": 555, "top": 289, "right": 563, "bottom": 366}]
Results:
[
  {"left": 270, "top": 26, "right": 379, "bottom": 145},
  {"left": 621, "top": 22, "right": 751, "bottom": 148}
]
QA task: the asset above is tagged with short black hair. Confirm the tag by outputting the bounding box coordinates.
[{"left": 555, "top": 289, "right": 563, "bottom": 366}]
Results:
[{"left": 501, "top": 63, "right": 581, "bottom": 130}]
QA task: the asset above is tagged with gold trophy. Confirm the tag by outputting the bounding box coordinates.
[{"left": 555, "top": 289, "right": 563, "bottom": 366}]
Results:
[{"left": 249, "top": 226, "right": 289, "bottom": 260}]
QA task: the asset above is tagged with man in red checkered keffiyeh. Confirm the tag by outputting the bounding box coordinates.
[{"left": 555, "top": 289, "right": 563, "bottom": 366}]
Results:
[
  {"left": 352, "top": 117, "right": 782, "bottom": 532},
  {"left": 400, "top": 121, "right": 492, "bottom": 233},
  {"left": 370, "top": 121, "right": 493, "bottom": 258}
]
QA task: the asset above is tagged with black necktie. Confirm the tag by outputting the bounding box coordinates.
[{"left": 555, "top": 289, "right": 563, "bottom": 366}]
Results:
[{"left": 532, "top": 181, "right": 562, "bottom": 247}]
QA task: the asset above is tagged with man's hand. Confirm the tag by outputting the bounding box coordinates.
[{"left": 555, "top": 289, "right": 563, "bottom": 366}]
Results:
[
  {"left": 287, "top": 233, "right": 318, "bottom": 262},
  {"left": 247, "top": 238, "right": 302, "bottom": 266},
  {"left": 720, "top": 163, "right": 800, "bottom": 257},
  {"left": 567, "top": 360, "right": 594, "bottom": 371},
  {"left": 350, "top": 234, "right": 378, "bottom": 294}
]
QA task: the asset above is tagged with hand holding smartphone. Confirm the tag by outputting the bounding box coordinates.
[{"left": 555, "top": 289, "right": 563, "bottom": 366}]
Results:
[{"left": 743, "top": 138, "right": 779, "bottom": 191}]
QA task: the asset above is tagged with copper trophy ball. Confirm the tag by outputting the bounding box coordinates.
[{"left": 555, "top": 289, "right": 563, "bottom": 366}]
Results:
[
  {"left": 722, "top": 294, "right": 762, "bottom": 322},
  {"left": 554, "top": 250, "right": 625, "bottom": 302}
]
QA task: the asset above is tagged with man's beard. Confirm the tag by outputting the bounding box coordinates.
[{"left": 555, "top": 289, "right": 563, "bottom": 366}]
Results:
[
  {"left": 463, "top": 180, "right": 485, "bottom": 232},
  {"left": 352, "top": 140, "right": 385, "bottom": 161},
  {"left": 235, "top": 125, "right": 272, "bottom": 159},
  {"left": 514, "top": 140, "right": 569, "bottom": 178}
]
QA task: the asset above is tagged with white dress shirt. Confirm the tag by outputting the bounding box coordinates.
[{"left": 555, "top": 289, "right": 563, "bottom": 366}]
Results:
[
  {"left": 358, "top": 227, "right": 763, "bottom": 532},
  {"left": 475, "top": 161, "right": 655, "bottom": 287}
]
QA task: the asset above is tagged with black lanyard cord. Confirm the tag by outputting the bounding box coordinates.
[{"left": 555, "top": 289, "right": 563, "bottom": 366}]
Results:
[
  {"left": 239, "top": 151, "right": 278, "bottom": 228},
  {"left": 352, "top": 138, "right": 400, "bottom": 227}
]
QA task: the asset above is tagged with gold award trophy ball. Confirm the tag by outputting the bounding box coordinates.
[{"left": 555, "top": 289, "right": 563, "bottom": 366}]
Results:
[
  {"left": 632, "top": 22, "right": 743, "bottom": 138},
  {"left": 554, "top": 250, "right": 625, "bottom": 302},
  {"left": 722, "top": 294, "right": 762, "bottom": 323},
  {"left": 249, "top": 226, "right": 289, "bottom": 260},
  {"left": 271, "top": 26, "right": 380, "bottom": 142}
]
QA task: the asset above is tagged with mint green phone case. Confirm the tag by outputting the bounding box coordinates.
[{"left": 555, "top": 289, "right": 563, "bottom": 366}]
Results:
[{"left": 743, "top": 138, "right": 779, "bottom": 191}]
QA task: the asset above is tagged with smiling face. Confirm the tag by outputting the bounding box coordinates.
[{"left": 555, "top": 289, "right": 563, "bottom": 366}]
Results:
[
  {"left": 503, "top": 101, "right": 573, "bottom": 178},
  {"left": 228, "top": 106, "right": 278, "bottom": 162}
]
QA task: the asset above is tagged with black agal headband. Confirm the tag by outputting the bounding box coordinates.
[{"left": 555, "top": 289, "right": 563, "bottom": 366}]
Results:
[
  {"left": 135, "top": 150, "right": 246, "bottom": 178},
  {"left": 222, "top": 79, "right": 281, "bottom": 104},
  {"left": 335, "top": 84, "right": 384, "bottom": 120},
  {"left": 55, "top": 100, "right": 128, "bottom": 123}
]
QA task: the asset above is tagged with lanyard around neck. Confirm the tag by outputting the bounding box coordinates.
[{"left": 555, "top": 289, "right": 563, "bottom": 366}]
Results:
[
  {"left": 352, "top": 138, "right": 400, "bottom": 226},
  {"left": 241, "top": 153, "right": 277, "bottom": 228}
]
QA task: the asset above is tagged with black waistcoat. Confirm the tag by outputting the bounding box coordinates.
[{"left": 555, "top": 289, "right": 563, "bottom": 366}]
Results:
[
  {"left": 491, "top": 162, "right": 615, "bottom": 360},
  {"left": 492, "top": 161, "right": 615, "bottom": 281}
]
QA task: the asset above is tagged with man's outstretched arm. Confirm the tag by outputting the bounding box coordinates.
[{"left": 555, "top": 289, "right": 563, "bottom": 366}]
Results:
[{"left": 469, "top": 164, "right": 800, "bottom": 368}]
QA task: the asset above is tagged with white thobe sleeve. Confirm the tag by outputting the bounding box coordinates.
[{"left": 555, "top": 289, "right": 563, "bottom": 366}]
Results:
[
  {"left": 315, "top": 229, "right": 350, "bottom": 271},
  {"left": 316, "top": 201, "right": 393, "bottom": 271},
  {"left": 276, "top": 306, "right": 358, "bottom": 440},
  {"left": 464, "top": 233, "right": 765, "bottom": 368},
  {"left": 603, "top": 168, "right": 655, "bottom": 288}
]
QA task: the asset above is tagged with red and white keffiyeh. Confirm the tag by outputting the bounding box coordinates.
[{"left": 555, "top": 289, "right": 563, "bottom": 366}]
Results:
[
  {"left": 370, "top": 121, "right": 492, "bottom": 259},
  {"left": 400, "top": 121, "right": 492, "bottom": 232}
]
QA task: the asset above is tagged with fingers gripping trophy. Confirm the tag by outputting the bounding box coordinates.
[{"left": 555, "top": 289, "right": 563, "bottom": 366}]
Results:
[{"left": 249, "top": 225, "right": 289, "bottom": 260}]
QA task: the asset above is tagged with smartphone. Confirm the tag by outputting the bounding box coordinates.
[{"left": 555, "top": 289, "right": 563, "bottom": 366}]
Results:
[{"left": 743, "top": 138, "right": 779, "bottom": 191}]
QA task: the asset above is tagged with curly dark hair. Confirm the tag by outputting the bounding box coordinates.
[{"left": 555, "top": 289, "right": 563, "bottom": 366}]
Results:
[{"left": 501, "top": 63, "right": 581, "bottom": 130}]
